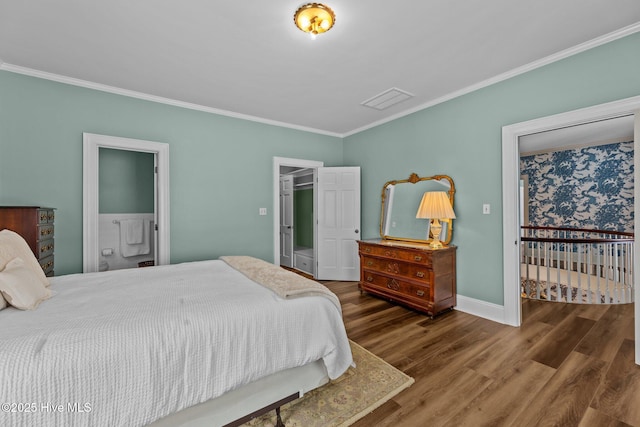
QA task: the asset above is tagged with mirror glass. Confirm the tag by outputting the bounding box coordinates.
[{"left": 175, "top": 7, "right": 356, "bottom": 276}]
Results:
[{"left": 380, "top": 173, "right": 456, "bottom": 244}]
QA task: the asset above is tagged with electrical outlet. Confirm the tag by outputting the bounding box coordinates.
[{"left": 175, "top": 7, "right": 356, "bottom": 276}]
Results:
[
  {"left": 259, "top": 208, "right": 267, "bottom": 216},
  {"left": 483, "top": 204, "right": 491, "bottom": 215}
]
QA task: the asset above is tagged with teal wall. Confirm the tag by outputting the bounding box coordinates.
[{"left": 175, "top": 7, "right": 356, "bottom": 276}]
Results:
[
  {"left": 1, "top": 32, "right": 639, "bottom": 306},
  {"left": 294, "top": 188, "right": 313, "bottom": 248},
  {"left": 0, "top": 71, "right": 343, "bottom": 275},
  {"left": 99, "top": 148, "right": 155, "bottom": 213},
  {"left": 344, "top": 32, "right": 640, "bottom": 305}
]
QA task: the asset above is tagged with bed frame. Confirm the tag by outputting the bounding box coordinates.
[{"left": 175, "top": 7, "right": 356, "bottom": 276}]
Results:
[{"left": 149, "top": 359, "right": 329, "bottom": 426}]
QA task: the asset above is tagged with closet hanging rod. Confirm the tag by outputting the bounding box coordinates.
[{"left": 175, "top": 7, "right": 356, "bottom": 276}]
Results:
[
  {"left": 112, "top": 219, "right": 155, "bottom": 224},
  {"left": 284, "top": 167, "right": 313, "bottom": 176}
]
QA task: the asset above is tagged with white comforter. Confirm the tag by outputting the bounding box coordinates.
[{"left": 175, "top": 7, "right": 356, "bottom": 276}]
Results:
[{"left": 0, "top": 260, "right": 352, "bottom": 427}]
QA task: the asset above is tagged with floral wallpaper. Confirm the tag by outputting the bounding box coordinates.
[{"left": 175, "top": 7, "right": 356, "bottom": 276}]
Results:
[{"left": 520, "top": 141, "right": 634, "bottom": 232}]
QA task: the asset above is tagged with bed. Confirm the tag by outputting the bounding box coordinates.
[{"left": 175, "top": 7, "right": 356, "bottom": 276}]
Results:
[{"left": 0, "top": 250, "right": 353, "bottom": 427}]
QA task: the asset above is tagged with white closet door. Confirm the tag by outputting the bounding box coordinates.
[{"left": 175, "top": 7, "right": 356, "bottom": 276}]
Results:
[
  {"left": 280, "top": 175, "right": 294, "bottom": 268},
  {"left": 316, "top": 167, "right": 361, "bottom": 281}
]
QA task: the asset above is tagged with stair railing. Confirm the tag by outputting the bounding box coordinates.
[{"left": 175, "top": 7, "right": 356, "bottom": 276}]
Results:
[{"left": 521, "top": 226, "right": 634, "bottom": 304}]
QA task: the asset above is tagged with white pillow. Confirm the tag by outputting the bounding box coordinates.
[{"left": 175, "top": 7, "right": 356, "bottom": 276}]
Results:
[
  {"left": 0, "top": 257, "right": 51, "bottom": 310},
  {"left": 0, "top": 229, "right": 49, "bottom": 287}
]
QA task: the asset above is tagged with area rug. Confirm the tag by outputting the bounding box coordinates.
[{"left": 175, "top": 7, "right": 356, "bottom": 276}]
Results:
[{"left": 243, "top": 340, "right": 414, "bottom": 427}]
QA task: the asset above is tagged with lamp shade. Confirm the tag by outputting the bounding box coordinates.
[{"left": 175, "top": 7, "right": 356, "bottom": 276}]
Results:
[{"left": 416, "top": 191, "right": 456, "bottom": 219}]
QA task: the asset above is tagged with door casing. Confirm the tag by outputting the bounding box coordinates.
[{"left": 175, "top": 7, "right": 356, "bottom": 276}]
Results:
[{"left": 83, "top": 133, "right": 170, "bottom": 273}]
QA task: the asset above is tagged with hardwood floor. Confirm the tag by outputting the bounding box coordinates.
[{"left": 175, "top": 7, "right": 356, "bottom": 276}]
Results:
[{"left": 322, "top": 280, "right": 639, "bottom": 427}]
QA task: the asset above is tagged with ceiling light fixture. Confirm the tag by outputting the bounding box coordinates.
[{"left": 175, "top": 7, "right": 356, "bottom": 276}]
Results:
[{"left": 294, "top": 3, "right": 335, "bottom": 40}]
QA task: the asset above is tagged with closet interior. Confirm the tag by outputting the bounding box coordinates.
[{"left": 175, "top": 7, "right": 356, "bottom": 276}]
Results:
[{"left": 279, "top": 166, "right": 315, "bottom": 276}]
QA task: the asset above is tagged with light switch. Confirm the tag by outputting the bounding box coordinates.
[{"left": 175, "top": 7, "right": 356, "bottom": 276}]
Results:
[
  {"left": 483, "top": 204, "right": 491, "bottom": 215},
  {"left": 259, "top": 208, "right": 267, "bottom": 216}
]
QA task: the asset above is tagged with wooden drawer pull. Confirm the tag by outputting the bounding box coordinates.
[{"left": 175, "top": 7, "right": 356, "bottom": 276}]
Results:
[
  {"left": 416, "top": 271, "right": 425, "bottom": 278},
  {"left": 416, "top": 290, "right": 425, "bottom": 297},
  {"left": 386, "top": 279, "right": 400, "bottom": 291}
]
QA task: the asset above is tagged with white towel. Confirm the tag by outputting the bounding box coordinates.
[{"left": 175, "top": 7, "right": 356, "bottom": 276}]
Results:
[
  {"left": 120, "top": 219, "right": 150, "bottom": 257},
  {"left": 124, "top": 219, "right": 144, "bottom": 244}
]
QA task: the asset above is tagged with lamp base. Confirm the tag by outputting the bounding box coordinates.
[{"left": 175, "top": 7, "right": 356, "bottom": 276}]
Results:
[
  {"left": 429, "top": 218, "right": 444, "bottom": 249},
  {"left": 429, "top": 239, "right": 444, "bottom": 250}
]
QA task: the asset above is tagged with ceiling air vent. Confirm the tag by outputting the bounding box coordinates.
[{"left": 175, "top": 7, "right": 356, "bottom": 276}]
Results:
[{"left": 361, "top": 87, "right": 415, "bottom": 111}]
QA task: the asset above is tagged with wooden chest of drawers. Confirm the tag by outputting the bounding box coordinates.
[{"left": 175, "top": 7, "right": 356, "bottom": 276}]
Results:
[
  {"left": 0, "top": 206, "right": 55, "bottom": 276},
  {"left": 358, "top": 239, "right": 456, "bottom": 317}
]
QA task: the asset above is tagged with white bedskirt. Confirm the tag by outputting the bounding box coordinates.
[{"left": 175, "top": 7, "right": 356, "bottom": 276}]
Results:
[{"left": 0, "top": 260, "right": 352, "bottom": 427}]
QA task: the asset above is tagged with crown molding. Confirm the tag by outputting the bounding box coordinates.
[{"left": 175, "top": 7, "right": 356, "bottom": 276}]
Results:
[
  {"left": 343, "top": 22, "right": 640, "bottom": 137},
  {"left": 1, "top": 21, "right": 638, "bottom": 139},
  {"left": 0, "top": 63, "right": 343, "bottom": 138}
]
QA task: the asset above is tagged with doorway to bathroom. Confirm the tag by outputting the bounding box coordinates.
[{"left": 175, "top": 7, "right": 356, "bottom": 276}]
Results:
[
  {"left": 83, "top": 133, "right": 170, "bottom": 273},
  {"left": 97, "top": 148, "right": 156, "bottom": 271}
]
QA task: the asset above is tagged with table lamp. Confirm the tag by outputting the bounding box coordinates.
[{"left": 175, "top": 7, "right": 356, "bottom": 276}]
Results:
[{"left": 416, "top": 191, "right": 456, "bottom": 249}]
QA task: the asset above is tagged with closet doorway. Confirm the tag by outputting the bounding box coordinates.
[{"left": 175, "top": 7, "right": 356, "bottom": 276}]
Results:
[
  {"left": 83, "top": 133, "right": 170, "bottom": 273},
  {"left": 280, "top": 167, "right": 315, "bottom": 275},
  {"left": 273, "top": 157, "right": 361, "bottom": 281}
]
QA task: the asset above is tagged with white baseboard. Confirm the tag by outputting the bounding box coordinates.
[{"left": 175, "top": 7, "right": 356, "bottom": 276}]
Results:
[{"left": 455, "top": 294, "right": 508, "bottom": 325}]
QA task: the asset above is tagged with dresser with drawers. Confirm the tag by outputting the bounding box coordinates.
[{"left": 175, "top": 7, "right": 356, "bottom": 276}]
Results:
[
  {"left": 358, "top": 239, "right": 456, "bottom": 317},
  {"left": 0, "top": 206, "right": 55, "bottom": 276}
]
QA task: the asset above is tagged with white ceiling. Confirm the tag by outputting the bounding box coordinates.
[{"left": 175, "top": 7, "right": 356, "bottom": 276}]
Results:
[
  {"left": 519, "top": 115, "right": 635, "bottom": 155},
  {"left": 1, "top": 1, "right": 639, "bottom": 136}
]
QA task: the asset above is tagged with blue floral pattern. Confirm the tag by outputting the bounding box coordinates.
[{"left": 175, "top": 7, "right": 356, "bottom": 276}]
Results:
[{"left": 520, "top": 141, "right": 634, "bottom": 232}]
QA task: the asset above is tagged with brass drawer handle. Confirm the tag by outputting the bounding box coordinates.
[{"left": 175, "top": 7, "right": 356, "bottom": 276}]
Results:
[
  {"left": 416, "top": 271, "right": 425, "bottom": 278},
  {"left": 40, "top": 228, "right": 53, "bottom": 236},
  {"left": 40, "top": 213, "right": 48, "bottom": 221},
  {"left": 367, "top": 260, "right": 373, "bottom": 266},
  {"left": 366, "top": 276, "right": 373, "bottom": 282},
  {"left": 386, "top": 279, "right": 400, "bottom": 291},
  {"left": 364, "top": 247, "right": 371, "bottom": 253},
  {"left": 416, "top": 290, "right": 425, "bottom": 297},
  {"left": 414, "top": 255, "right": 423, "bottom": 261},
  {"left": 40, "top": 244, "right": 53, "bottom": 253}
]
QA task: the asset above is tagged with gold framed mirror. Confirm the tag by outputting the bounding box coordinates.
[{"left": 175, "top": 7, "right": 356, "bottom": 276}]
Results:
[{"left": 380, "top": 173, "right": 456, "bottom": 245}]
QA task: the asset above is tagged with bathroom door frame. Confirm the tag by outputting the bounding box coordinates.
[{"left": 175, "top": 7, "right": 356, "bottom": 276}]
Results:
[{"left": 83, "top": 133, "right": 170, "bottom": 273}]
